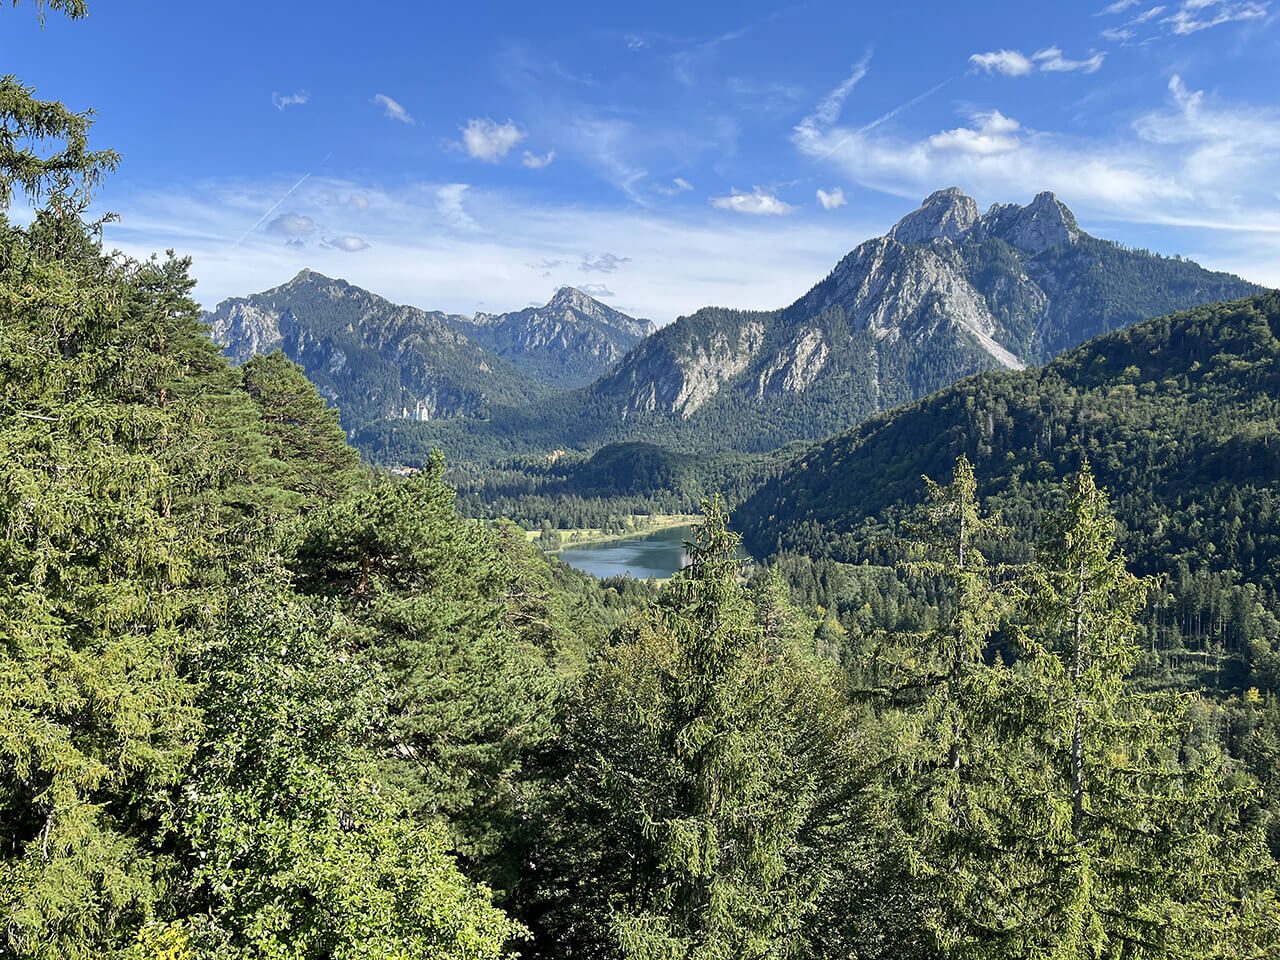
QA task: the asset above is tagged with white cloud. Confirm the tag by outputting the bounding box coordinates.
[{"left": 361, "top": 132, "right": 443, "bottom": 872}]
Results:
[
  {"left": 522, "top": 149, "right": 556, "bottom": 169},
  {"left": 811, "top": 56, "right": 872, "bottom": 127},
  {"left": 969, "top": 50, "right": 1034, "bottom": 76},
  {"left": 710, "top": 188, "right": 795, "bottom": 215},
  {"left": 816, "top": 187, "right": 847, "bottom": 210},
  {"left": 460, "top": 118, "right": 526, "bottom": 162},
  {"left": 1163, "top": 0, "right": 1269, "bottom": 34},
  {"left": 324, "top": 236, "right": 370, "bottom": 252},
  {"left": 436, "top": 183, "right": 476, "bottom": 229},
  {"left": 579, "top": 283, "right": 615, "bottom": 298},
  {"left": 1098, "top": 0, "right": 1141, "bottom": 12},
  {"left": 1033, "top": 47, "right": 1107, "bottom": 73},
  {"left": 266, "top": 212, "right": 316, "bottom": 237},
  {"left": 373, "top": 94, "right": 414, "bottom": 124},
  {"left": 1130, "top": 5, "right": 1167, "bottom": 23},
  {"left": 1101, "top": 26, "right": 1137, "bottom": 39},
  {"left": 104, "top": 175, "right": 871, "bottom": 324},
  {"left": 581, "top": 252, "right": 631, "bottom": 272},
  {"left": 792, "top": 68, "right": 1280, "bottom": 282},
  {"left": 271, "top": 91, "right": 308, "bottom": 110},
  {"left": 972, "top": 47, "right": 1105, "bottom": 77},
  {"left": 929, "top": 110, "right": 1023, "bottom": 155},
  {"left": 656, "top": 177, "right": 695, "bottom": 196},
  {"left": 319, "top": 191, "right": 369, "bottom": 210}
]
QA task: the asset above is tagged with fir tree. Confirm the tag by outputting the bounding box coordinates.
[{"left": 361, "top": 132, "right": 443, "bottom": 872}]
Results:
[
  {"left": 534, "top": 498, "right": 863, "bottom": 960},
  {"left": 1015, "top": 464, "right": 1280, "bottom": 956}
]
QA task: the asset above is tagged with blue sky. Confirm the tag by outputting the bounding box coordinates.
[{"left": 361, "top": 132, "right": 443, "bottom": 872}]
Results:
[{"left": 3, "top": 0, "right": 1278, "bottom": 321}]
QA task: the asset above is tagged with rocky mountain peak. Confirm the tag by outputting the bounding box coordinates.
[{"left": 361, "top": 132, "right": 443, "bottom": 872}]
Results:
[
  {"left": 977, "top": 191, "right": 1082, "bottom": 255},
  {"left": 548, "top": 285, "right": 593, "bottom": 311},
  {"left": 888, "top": 187, "right": 981, "bottom": 244}
]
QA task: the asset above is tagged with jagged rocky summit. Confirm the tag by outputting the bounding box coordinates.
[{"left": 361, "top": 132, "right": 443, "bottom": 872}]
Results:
[
  {"left": 544, "top": 187, "right": 1261, "bottom": 452},
  {"left": 444, "top": 285, "right": 656, "bottom": 388}
]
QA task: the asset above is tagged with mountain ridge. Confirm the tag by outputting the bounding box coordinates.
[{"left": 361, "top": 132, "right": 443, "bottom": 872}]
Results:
[
  {"left": 443, "top": 285, "right": 655, "bottom": 388},
  {"left": 369, "top": 188, "right": 1262, "bottom": 464},
  {"left": 204, "top": 269, "right": 552, "bottom": 429},
  {"left": 733, "top": 291, "right": 1280, "bottom": 595}
]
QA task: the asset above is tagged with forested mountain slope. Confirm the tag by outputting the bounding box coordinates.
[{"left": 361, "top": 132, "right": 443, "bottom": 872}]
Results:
[
  {"left": 371, "top": 188, "right": 1261, "bottom": 463},
  {"left": 736, "top": 292, "right": 1280, "bottom": 601},
  {"left": 204, "top": 269, "right": 552, "bottom": 429},
  {"left": 444, "top": 285, "right": 655, "bottom": 388}
]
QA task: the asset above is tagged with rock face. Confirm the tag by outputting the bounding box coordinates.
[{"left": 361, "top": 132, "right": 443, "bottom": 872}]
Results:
[
  {"left": 204, "top": 270, "right": 551, "bottom": 430},
  {"left": 446, "top": 286, "right": 655, "bottom": 388},
  {"left": 558, "top": 188, "right": 1260, "bottom": 451},
  {"left": 974, "top": 191, "right": 1081, "bottom": 255},
  {"left": 888, "top": 187, "right": 981, "bottom": 244}
]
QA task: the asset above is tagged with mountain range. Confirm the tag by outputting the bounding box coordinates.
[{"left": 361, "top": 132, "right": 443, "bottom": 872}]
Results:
[
  {"left": 361, "top": 188, "right": 1261, "bottom": 463},
  {"left": 203, "top": 272, "right": 650, "bottom": 428}
]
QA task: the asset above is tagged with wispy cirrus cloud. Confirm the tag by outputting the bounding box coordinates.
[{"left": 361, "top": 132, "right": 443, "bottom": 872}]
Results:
[
  {"left": 522, "top": 149, "right": 556, "bottom": 169},
  {"left": 271, "top": 91, "right": 308, "bottom": 110},
  {"left": 1033, "top": 47, "right": 1106, "bottom": 73},
  {"left": 656, "top": 177, "right": 695, "bottom": 196},
  {"left": 1100, "top": 0, "right": 1268, "bottom": 39},
  {"left": 1163, "top": 0, "right": 1269, "bottom": 34},
  {"left": 970, "top": 47, "right": 1105, "bottom": 76},
  {"left": 459, "top": 118, "right": 526, "bottom": 161},
  {"left": 373, "top": 93, "right": 414, "bottom": 124}
]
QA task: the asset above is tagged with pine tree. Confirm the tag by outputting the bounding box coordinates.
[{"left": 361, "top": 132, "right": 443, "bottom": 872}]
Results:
[
  {"left": 867, "top": 456, "right": 1031, "bottom": 958},
  {"left": 534, "top": 498, "right": 864, "bottom": 960},
  {"left": 289, "top": 459, "right": 560, "bottom": 887},
  {"left": 1015, "top": 464, "right": 1280, "bottom": 957}
]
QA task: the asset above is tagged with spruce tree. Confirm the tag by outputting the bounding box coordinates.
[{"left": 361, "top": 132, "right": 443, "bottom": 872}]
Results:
[
  {"left": 535, "top": 498, "right": 863, "bottom": 960},
  {"left": 867, "top": 456, "right": 1031, "bottom": 958},
  {"left": 1015, "top": 464, "right": 1280, "bottom": 957}
]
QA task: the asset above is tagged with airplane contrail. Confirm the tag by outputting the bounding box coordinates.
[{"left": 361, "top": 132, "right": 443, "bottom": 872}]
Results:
[
  {"left": 233, "top": 151, "right": 334, "bottom": 246},
  {"left": 814, "top": 78, "right": 953, "bottom": 162}
]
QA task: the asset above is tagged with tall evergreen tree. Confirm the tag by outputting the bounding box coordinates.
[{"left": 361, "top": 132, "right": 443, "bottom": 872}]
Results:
[
  {"left": 1014, "top": 464, "right": 1280, "bottom": 957},
  {"left": 865, "top": 456, "right": 1032, "bottom": 958},
  {"left": 532, "top": 499, "right": 864, "bottom": 960},
  {"left": 289, "top": 460, "right": 562, "bottom": 889}
]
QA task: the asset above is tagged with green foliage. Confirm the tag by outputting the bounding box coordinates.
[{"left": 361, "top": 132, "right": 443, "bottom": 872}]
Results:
[
  {"left": 1004, "top": 466, "right": 1273, "bottom": 957},
  {"left": 239, "top": 351, "right": 365, "bottom": 511},
  {"left": 0, "top": 75, "right": 117, "bottom": 206},
  {"left": 532, "top": 500, "right": 865, "bottom": 959},
  {"left": 738, "top": 293, "right": 1280, "bottom": 693},
  {"left": 290, "top": 461, "right": 566, "bottom": 890},
  {"left": 165, "top": 585, "right": 521, "bottom": 960}
]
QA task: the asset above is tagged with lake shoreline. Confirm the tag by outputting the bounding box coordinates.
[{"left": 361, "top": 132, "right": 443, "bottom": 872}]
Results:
[{"left": 527, "top": 514, "right": 701, "bottom": 553}]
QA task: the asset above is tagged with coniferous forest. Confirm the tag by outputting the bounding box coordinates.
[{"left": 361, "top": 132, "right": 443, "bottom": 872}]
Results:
[{"left": 6, "top": 4, "right": 1280, "bottom": 959}]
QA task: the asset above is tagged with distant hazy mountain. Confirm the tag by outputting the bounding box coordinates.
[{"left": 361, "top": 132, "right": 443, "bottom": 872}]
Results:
[
  {"left": 369, "top": 188, "right": 1262, "bottom": 462},
  {"left": 444, "top": 286, "right": 656, "bottom": 388},
  {"left": 204, "top": 269, "right": 551, "bottom": 430}
]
